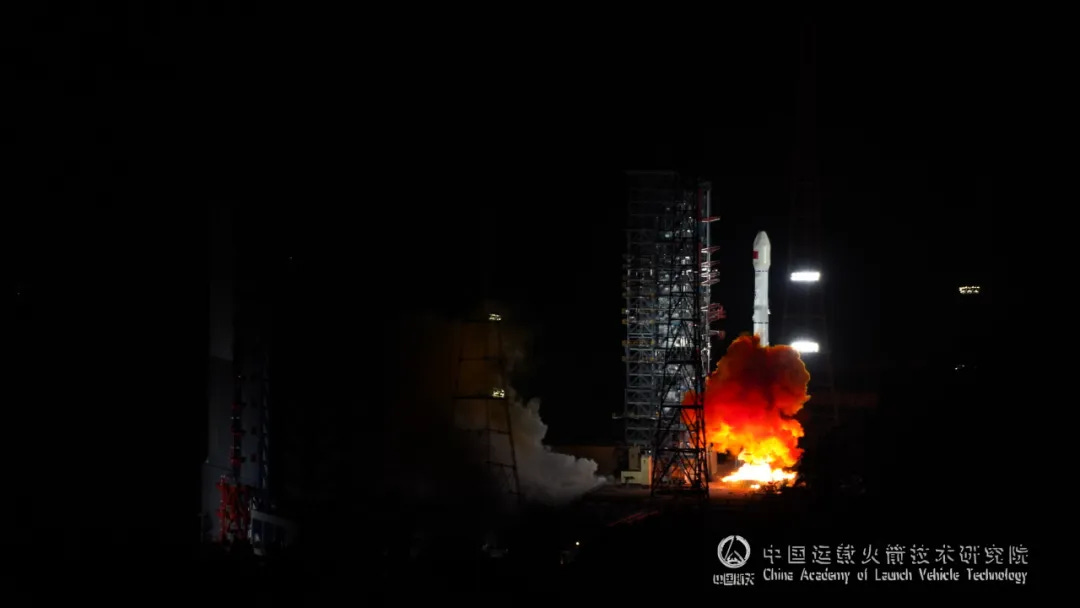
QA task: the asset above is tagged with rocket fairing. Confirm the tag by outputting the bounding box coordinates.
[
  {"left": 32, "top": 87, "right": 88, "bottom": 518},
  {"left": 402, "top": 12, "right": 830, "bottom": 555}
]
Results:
[{"left": 752, "top": 231, "right": 771, "bottom": 346}]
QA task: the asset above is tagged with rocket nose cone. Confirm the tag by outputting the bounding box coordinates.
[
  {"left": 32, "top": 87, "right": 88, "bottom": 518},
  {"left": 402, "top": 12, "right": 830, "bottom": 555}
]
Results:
[{"left": 752, "top": 231, "right": 771, "bottom": 269}]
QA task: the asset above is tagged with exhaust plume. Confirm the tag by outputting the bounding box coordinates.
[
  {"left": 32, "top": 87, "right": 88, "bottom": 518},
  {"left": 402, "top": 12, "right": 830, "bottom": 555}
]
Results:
[{"left": 688, "top": 334, "right": 811, "bottom": 483}]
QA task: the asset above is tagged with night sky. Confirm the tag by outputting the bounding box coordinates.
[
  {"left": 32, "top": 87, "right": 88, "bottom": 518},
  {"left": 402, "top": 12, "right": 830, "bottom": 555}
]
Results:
[
  {"left": 396, "top": 22, "right": 1006, "bottom": 443},
  {"left": 8, "top": 9, "right": 1053, "bottom": 558}
]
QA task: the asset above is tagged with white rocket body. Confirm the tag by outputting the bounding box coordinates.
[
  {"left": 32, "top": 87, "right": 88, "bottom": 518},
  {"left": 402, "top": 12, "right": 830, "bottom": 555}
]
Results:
[{"left": 752, "top": 231, "right": 771, "bottom": 346}]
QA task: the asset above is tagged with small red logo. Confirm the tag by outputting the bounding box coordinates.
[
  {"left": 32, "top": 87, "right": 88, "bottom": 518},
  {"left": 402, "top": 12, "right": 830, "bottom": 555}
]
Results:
[{"left": 752, "top": 251, "right": 758, "bottom": 259}]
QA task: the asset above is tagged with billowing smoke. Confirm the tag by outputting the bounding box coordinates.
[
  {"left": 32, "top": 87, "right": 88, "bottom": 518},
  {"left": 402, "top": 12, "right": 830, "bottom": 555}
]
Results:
[
  {"left": 689, "top": 334, "right": 811, "bottom": 471},
  {"left": 504, "top": 388, "right": 606, "bottom": 505},
  {"left": 382, "top": 303, "right": 603, "bottom": 561},
  {"left": 448, "top": 305, "right": 606, "bottom": 506},
  {"left": 455, "top": 387, "right": 606, "bottom": 506}
]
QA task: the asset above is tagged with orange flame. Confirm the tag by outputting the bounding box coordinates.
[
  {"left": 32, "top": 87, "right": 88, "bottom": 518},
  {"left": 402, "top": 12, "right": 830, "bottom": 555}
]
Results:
[{"left": 685, "top": 334, "right": 810, "bottom": 487}]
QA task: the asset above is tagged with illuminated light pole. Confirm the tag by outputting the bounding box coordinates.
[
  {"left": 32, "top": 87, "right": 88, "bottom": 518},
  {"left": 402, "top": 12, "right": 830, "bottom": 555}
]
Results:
[
  {"left": 791, "top": 340, "right": 819, "bottom": 354},
  {"left": 783, "top": 20, "right": 838, "bottom": 427}
]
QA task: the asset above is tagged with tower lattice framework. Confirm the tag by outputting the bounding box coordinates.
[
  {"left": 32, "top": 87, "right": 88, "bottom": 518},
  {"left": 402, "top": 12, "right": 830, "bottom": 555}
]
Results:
[
  {"left": 452, "top": 315, "right": 522, "bottom": 506},
  {"left": 622, "top": 171, "right": 722, "bottom": 496}
]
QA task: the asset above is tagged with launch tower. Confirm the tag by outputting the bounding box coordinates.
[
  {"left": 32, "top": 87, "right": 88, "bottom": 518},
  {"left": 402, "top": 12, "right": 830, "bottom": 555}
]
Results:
[
  {"left": 451, "top": 314, "right": 522, "bottom": 507},
  {"left": 204, "top": 207, "right": 294, "bottom": 553},
  {"left": 621, "top": 171, "right": 723, "bottom": 495}
]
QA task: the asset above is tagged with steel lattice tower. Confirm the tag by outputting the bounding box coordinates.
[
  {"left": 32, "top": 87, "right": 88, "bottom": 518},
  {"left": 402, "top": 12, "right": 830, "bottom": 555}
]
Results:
[
  {"left": 782, "top": 23, "right": 838, "bottom": 427},
  {"left": 204, "top": 206, "right": 293, "bottom": 551},
  {"left": 621, "top": 171, "right": 721, "bottom": 496},
  {"left": 452, "top": 315, "right": 522, "bottom": 507}
]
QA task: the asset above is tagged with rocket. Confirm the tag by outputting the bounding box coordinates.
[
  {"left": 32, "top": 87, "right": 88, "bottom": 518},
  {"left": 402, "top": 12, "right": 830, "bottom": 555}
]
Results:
[{"left": 752, "top": 231, "right": 771, "bottom": 346}]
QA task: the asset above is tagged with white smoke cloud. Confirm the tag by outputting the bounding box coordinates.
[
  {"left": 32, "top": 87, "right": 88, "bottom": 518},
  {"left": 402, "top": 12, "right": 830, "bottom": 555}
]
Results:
[
  {"left": 455, "top": 387, "right": 606, "bottom": 506},
  {"left": 504, "top": 389, "right": 607, "bottom": 505}
]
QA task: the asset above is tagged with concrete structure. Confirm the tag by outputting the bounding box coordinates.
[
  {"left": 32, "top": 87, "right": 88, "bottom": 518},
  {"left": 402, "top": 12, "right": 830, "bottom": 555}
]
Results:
[
  {"left": 251, "top": 511, "right": 297, "bottom": 556},
  {"left": 451, "top": 312, "right": 521, "bottom": 507},
  {"left": 619, "top": 446, "right": 652, "bottom": 486}
]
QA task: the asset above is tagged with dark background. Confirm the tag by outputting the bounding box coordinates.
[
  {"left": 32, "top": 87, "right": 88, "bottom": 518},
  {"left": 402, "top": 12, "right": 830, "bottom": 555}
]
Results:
[{"left": 6, "top": 6, "right": 1058, "bottom": 586}]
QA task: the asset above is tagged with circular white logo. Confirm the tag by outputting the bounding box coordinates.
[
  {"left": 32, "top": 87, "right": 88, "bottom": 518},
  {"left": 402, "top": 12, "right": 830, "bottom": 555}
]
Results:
[{"left": 717, "top": 535, "right": 751, "bottom": 569}]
